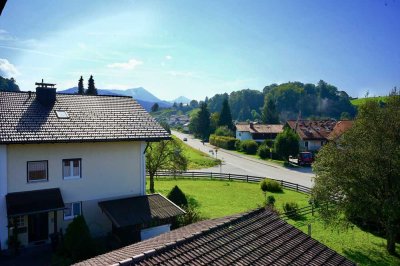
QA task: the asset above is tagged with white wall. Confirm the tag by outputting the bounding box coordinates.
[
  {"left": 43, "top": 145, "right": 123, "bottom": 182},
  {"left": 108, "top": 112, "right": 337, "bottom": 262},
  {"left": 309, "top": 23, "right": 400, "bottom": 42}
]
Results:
[
  {"left": 6, "top": 141, "right": 146, "bottom": 242},
  {"left": 141, "top": 224, "right": 170, "bottom": 240},
  {"left": 236, "top": 131, "right": 252, "bottom": 141},
  {"left": 300, "top": 140, "right": 324, "bottom": 151},
  {"left": 0, "top": 145, "right": 8, "bottom": 250}
]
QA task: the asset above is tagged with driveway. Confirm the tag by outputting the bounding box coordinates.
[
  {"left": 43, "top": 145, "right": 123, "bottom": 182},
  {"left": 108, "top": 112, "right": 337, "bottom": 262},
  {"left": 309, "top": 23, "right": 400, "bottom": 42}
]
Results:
[{"left": 173, "top": 130, "right": 314, "bottom": 188}]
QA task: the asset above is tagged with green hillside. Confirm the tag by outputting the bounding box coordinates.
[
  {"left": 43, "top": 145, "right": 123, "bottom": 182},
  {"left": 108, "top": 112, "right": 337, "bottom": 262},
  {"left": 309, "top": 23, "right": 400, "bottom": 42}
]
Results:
[{"left": 351, "top": 96, "right": 388, "bottom": 107}]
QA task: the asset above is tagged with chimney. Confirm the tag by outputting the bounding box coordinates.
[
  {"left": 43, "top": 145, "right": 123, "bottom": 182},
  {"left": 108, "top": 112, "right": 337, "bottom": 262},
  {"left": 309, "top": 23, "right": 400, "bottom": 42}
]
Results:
[
  {"left": 249, "top": 122, "right": 254, "bottom": 129},
  {"left": 35, "top": 79, "right": 56, "bottom": 106}
]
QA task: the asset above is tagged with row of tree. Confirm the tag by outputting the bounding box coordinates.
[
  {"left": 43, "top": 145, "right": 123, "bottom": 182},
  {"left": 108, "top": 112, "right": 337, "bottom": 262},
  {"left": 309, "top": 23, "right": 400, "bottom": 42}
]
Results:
[
  {"left": 77, "top": 75, "right": 98, "bottom": 95},
  {"left": 206, "top": 80, "right": 356, "bottom": 122}
]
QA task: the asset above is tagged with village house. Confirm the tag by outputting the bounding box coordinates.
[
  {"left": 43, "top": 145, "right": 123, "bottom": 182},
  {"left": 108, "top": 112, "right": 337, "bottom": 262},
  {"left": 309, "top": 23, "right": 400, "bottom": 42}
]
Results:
[
  {"left": 167, "top": 114, "right": 190, "bottom": 126},
  {"left": 286, "top": 120, "right": 338, "bottom": 151},
  {"left": 77, "top": 208, "right": 355, "bottom": 266},
  {"left": 0, "top": 82, "right": 185, "bottom": 250},
  {"left": 235, "top": 122, "right": 283, "bottom": 143},
  {"left": 327, "top": 120, "right": 354, "bottom": 141}
]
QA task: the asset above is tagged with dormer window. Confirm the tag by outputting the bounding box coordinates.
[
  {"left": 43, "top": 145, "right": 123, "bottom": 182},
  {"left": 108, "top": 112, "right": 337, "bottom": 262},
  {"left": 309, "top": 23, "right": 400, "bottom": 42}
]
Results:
[{"left": 55, "top": 110, "right": 69, "bottom": 119}]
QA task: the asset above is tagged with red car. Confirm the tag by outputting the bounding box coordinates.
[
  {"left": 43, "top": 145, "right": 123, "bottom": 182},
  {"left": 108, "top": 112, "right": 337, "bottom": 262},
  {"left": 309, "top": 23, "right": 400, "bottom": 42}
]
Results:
[{"left": 298, "top": 152, "right": 314, "bottom": 166}]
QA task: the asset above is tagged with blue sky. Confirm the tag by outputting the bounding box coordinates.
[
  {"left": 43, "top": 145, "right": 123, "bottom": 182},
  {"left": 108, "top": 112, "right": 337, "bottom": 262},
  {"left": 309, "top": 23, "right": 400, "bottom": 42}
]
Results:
[{"left": 0, "top": 0, "right": 399, "bottom": 101}]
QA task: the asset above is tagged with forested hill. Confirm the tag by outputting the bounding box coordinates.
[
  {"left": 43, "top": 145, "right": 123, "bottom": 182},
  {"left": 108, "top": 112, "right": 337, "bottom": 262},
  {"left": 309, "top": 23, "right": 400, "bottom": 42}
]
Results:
[
  {"left": 0, "top": 76, "right": 20, "bottom": 92},
  {"left": 207, "top": 80, "right": 356, "bottom": 121}
]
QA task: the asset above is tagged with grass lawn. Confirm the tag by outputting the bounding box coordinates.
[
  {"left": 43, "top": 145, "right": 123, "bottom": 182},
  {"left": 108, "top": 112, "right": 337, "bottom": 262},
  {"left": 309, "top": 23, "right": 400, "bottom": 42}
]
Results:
[
  {"left": 147, "top": 177, "right": 310, "bottom": 219},
  {"left": 174, "top": 136, "right": 220, "bottom": 169},
  {"left": 288, "top": 215, "right": 400, "bottom": 266},
  {"left": 148, "top": 177, "right": 400, "bottom": 266}
]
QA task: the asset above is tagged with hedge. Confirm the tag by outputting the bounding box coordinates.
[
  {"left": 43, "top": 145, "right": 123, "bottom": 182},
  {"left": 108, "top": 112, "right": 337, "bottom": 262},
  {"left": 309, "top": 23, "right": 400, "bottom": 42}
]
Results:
[{"left": 209, "top": 134, "right": 237, "bottom": 150}]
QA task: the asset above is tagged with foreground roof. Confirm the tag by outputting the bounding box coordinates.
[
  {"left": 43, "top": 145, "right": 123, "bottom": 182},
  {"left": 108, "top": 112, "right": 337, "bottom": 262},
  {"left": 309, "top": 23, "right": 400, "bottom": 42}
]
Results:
[
  {"left": 77, "top": 208, "right": 354, "bottom": 266},
  {"left": 0, "top": 91, "right": 170, "bottom": 144},
  {"left": 286, "top": 120, "right": 337, "bottom": 140},
  {"left": 236, "top": 123, "right": 283, "bottom": 134},
  {"left": 98, "top": 194, "right": 186, "bottom": 228}
]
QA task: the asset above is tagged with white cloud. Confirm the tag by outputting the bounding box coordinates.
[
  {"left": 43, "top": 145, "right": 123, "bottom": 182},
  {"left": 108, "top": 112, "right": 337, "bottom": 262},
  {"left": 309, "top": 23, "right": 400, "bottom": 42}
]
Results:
[
  {"left": 0, "top": 59, "right": 20, "bottom": 77},
  {"left": 0, "top": 29, "right": 16, "bottom": 41},
  {"left": 165, "top": 55, "right": 172, "bottom": 60},
  {"left": 107, "top": 58, "right": 143, "bottom": 70}
]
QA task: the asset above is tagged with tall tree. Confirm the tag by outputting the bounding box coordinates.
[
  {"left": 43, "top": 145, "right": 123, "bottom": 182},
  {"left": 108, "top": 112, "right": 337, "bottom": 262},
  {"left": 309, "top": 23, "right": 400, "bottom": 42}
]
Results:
[
  {"left": 312, "top": 90, "right": 400, "bottom": 255},
  {"left": 146, "top": 139, "right": 188, "bottom": 193},
  {"left": 86, "top": 75, "right": 98, "bottom": 95},
  {"left": 218, "top": 99, "right": 234, "bottom": 130},
  {"left": 262, "top": 97, "right": 279, "bottom": 124},
  {"left": 197, "top": 102, "right": 211, "bottom": 140},
  {"left": 151, "top": 103, "right": 159, "bottom": 112},
  {"left": 189, "top": 100, "right": 199, "bottom": 108},
  {"left": 274, "top": 129, "right": 299, "bottom": 161},
  {"left": 78, "top": 76, "right": 84, "bottom": 95},
  {"left": 0, "top": 76, "right": 20, "bottom": 92}
]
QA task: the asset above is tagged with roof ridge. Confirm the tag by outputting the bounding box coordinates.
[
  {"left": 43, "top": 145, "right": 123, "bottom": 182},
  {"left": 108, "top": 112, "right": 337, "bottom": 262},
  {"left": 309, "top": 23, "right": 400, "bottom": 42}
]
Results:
[
  {"left": 119, "top": 208, "right": 266, "bottom": 265},
  {"left": 0, "top": 90, "right": 133, "bottom": 98}
]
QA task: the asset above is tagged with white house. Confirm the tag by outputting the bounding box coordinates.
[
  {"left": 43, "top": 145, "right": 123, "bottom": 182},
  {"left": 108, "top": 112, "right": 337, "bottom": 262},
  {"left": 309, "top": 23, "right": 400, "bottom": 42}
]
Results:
[
  {"left": 0, "top": 82, "right": 184, "bottom": 250},
  {"left": 235, "top": 122, "right": 283, "bottom": 143},
  {"left": 286, "top": 120, "right": 338, "bottom": 151}
]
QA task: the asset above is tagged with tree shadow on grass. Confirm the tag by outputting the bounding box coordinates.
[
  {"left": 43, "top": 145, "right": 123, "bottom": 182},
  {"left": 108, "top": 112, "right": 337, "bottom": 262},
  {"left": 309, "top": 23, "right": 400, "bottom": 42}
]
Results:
[{"left": 343, "top": 242, "right": 400, "bottom": 266}]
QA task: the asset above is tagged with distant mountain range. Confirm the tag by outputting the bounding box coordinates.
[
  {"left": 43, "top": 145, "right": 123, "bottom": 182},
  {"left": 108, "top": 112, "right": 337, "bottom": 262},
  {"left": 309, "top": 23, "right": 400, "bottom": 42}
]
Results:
[
  {"left": 59, "top": 87, "right": 190, "bottom": 111},
  {"left": 170, "top": 96, "right": 191, "bottom": 104}
]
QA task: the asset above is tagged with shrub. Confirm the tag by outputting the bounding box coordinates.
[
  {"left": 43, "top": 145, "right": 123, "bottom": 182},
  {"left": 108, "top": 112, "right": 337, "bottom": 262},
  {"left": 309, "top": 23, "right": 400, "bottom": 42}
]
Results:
[
  {"left": 214, "top": 126, "right": 234, "bottom": 137},
  {"left": 62, "top": 215, "right": 96, "bottom": 262},
  {"left": 209, "top": 134, "right": 237, "bottom": 150},
  {"left": 240, "top": 140, "right": 258, "bottom": 154},
  {"left": 257, "top": 145, "right": 269, "bottom": 159},
  {"left": 283, "top": 202, "right": 299, "bottom": 219},
  {"left": 267, "top": 195, "right": 276, "bottom": 206},
  {"left": 260, "top": 178, "right": 283, "bottom": 193},
  {"left": 167, "top": 185, "right": 188, "bottom": 208},
  {"left": 177, "top": 204, "right": 203, "bottom": 227}
]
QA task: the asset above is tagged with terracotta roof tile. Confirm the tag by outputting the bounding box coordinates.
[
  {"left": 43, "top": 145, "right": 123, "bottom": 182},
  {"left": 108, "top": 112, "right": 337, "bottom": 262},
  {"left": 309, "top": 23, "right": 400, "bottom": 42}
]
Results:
[{"left": 286, "top": 120, "right": 337, "bottom": 140}]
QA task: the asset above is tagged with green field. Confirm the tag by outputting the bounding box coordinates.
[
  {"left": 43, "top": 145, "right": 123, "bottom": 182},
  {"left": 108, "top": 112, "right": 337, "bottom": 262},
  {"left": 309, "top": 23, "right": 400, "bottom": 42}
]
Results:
[
  {"left": 351, "top": 96, "right": 388, "bottom": 107},
  {"left": 174, "top": 136, "right": 221, "bottom": 169},
  {"left": 148, "top": 178, "right": 400, "bottom": 266}
]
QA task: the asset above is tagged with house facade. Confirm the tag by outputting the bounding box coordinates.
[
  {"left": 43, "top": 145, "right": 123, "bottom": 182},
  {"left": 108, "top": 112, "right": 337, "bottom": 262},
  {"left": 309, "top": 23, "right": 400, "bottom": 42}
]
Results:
[
  {"left": 0, "top": 82, "right": 182, "bottom": 250},
  {"left": 286, "top": 120, "right": 338, "bottom": 151},
  {"left": 235, "top": 122, "right": 283, "bottom": 143}
]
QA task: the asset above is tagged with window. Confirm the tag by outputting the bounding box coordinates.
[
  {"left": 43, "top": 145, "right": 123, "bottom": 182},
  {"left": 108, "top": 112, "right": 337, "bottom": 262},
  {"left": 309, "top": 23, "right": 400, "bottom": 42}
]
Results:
[
  {"left": 27, "top": 161, "right": 48, "bottom": 182},
  {"left": 64, "top": 202, "right": 82, "bottom": 220},
  {"left": 63, "top": 159, "right": 81, "bottom": 179},
  {"left": 55, "top": 110, "right": 69, "bottom": 119},
  {"left": 12, "top": 216, "right": 25, "bottom": 228},
  {"left": 304, "top": 141, "right": 309, "bottom": 148}
]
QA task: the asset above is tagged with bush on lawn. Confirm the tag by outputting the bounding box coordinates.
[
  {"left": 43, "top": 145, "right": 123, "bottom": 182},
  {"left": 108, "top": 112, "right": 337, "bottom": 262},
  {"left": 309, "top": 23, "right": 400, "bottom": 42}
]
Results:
[
  {"left": 283, "top": 202, "right": 300, "bottom": 219},
  {"left": 167, "top": 185, "right": 188, "bottom": 208},
  {"left": 209, "top": 134, "right": 237, "bottom": 150},
  {"left": 260, "top": 178, "right": 283, "bottom": 193},
  {"left": 62, "top": 215, "right": 96, "bottom": 262},
  {"left": 239, "top": 140, "right": 258, "bottom": 154},
  {"left": 257, "top": 144, "right": 269, "bottom": 159},
  {"left": 267, "top": 195, "right": 276, "bottom": 206}
]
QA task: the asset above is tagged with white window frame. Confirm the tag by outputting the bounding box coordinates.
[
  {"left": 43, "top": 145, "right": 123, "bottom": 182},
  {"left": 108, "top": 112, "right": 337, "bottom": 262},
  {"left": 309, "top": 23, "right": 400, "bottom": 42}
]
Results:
[
  {"left": 27, "top": 160, "right": 48, "bottom": 183},
  {"left": 13, "top": 216, "right": 25, "bottom": 228},
  {"left": 62, "top": 159, "right": 81, "bottom": 180},
  {"left": 64, "top": 202, "right": 82, "bottom": 220}
]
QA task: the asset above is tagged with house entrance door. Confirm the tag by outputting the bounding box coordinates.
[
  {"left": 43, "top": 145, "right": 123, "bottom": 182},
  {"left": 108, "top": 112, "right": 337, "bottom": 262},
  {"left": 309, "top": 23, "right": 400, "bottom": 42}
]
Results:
[{"left": 28, "top": 212, "right": 48, "bottom": 243}]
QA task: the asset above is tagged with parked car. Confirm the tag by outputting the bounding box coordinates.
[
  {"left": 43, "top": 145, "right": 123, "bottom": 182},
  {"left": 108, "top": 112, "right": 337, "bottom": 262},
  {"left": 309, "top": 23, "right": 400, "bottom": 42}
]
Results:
[
  {"left": 183, "top": 137, "right": 187, "bottom": 141},
  {"left": 298, "top": 152, "right": 314, "bottom": 166}
]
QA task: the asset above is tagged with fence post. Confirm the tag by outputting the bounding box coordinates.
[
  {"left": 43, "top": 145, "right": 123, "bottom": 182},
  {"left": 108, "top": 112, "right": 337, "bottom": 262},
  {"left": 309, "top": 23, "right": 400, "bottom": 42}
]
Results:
[
  {"left": 229, "top": 173, "right": 231, "bottom": 181},
  {"left": 280, "top": 180, "right": 283, "bottom": 186},
  {"left": 246, "top": 175, "right": 248, "bottom": 182},
  {"left": 192, "top": 172, "right": 194, "bottom": 179},
  {"left": 296, "top": 184, "right": 298, "bottom": 192},
  {"left": 211, "top": 172, "right": 213, "bottom": 179}
]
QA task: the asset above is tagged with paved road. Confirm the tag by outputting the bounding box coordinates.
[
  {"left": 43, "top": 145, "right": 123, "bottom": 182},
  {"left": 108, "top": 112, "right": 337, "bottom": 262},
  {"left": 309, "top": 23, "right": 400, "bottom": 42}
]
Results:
[{"left": 173, "top": 130, "right": 314, "bottom": 188}]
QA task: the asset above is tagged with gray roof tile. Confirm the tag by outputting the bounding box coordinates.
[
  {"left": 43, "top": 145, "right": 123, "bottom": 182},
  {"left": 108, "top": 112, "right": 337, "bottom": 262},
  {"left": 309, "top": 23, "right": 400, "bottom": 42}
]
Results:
[
  {"left": 76, "top": 209, "right": 354, "bottom": 266},
  {"left": 0, "top": 91, "right": 170, "bottom": 144}
]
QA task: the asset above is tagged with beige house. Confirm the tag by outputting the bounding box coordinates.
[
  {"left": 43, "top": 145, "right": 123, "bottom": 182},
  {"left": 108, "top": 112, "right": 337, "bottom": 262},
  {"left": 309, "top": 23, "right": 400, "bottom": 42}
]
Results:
[
  {"left": 0, "top": 82, "right": 183, "bottom": 250},
  {"left": 235, "top": 122, "right": 283, "bottom": 143}
]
